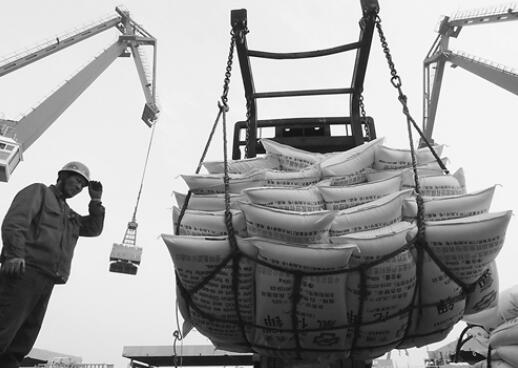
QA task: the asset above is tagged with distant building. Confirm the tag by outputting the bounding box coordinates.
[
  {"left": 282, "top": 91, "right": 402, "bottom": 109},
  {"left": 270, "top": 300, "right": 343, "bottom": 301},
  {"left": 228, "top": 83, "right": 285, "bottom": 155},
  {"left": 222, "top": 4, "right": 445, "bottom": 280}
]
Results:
[{"left": 21, "top": 348, "right": 113, "bottom": 368}]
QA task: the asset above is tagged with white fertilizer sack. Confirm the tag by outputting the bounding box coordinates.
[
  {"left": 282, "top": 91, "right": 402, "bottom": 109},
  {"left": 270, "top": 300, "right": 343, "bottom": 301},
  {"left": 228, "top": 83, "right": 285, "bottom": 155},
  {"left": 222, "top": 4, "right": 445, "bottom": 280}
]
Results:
[
  {"left": 410, "top": 168, "right": 466, "bottom": 196},
  {"left": 239, "top": 202, "right": 335, "bottom": 244},
  {"left": 318, "top": 175, "right": 402, "bottom": 210},
  {"left": 373, "top": 144, "right": 444, "bottom": 170},
  {"left": 261, "top": 138, "right": 325, "bottom": 171},
  {"left": 329, "top": 189, "right": 412, "bottom": 236},
  {"left": 402, "top": 186, "right": 496, "bottom": 222},
  {"left": 181, "top": 170, "right": 266, "bottom": 194},
  {"left": 172, "top": 207, "right": 247, "bottom": 237},
  {"left": 264, "top": 165, "right": 322, "bottom": 187},
  {"left": 203, "top": 155, "right": 281, "bottom": 174},
  {"left": 242, "top": 236, "right": 356, "bottom": 360},
  {"left": 331, "top": 222, "right": 418, "bottom": 358},
  {"left": 174, "top": 191, "right": 245, "bottom": 211},
  {"left": 425, "top": 211, "right": 512, "bottom": 285},
  {"left": 366, "top": 166, "right": 445, "bottom": 185},
  {"left": 319, "top": 138, "right": 384, "bottom": 184},
  {"left": 490, "top": 317, "right": 518, "bottom": 348},
  {"left": 161, "top": 234, "right": 254, "bottom": 352},
  {"left": 401, "top": 211, "right": 512, "bottom": 347},
  {"left": 494, "top": 346, "right": 518, "bottom": 368},
  {"left": 243, "top": 186, "right": 325, "bottom": 212},
  {"left": 464, "top": 285, "right": 518, "bottom": 332},
  {"left": 400, "top": 251, "right": 465, "bottom": 349},
  {"left": 464, "top": 261, "right": 499, "bottom": 315}
]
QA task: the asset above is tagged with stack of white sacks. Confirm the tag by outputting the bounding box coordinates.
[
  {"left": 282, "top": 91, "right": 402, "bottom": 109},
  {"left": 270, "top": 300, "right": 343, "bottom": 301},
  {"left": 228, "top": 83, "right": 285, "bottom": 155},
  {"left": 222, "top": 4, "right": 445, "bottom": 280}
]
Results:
[
  {"left": 459, "top": 285, "right": 518, "bottom": 368},
  {"left": 162, "top": 137, "right": 512, "bottom": 362}
]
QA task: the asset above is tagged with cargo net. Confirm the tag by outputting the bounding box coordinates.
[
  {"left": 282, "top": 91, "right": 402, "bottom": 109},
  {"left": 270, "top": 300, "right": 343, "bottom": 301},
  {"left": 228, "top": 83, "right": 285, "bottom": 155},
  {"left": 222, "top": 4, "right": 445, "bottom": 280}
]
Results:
[
  {"left": 164, "top": 110, "right": 510, "bottom": 361},
  {"left": 166, "top": 209, "right": 506, "bottom": 361},
  {"left": 163, "top": 13, "right": 511, "bottom": 364}
]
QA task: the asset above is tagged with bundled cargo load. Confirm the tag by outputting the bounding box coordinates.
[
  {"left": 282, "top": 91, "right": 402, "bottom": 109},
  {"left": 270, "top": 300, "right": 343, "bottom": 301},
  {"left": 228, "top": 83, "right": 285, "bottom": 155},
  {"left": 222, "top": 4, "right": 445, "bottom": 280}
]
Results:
[{"left": 163, "top": 138, "right": 513, "bottom": 363}]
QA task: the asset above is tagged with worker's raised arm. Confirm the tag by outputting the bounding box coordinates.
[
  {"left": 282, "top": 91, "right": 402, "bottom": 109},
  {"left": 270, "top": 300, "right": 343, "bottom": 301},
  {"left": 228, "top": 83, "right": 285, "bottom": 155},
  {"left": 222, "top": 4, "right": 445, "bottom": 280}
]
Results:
[{"left": 79, "top": 181, "right": 105, "bottom": 237}]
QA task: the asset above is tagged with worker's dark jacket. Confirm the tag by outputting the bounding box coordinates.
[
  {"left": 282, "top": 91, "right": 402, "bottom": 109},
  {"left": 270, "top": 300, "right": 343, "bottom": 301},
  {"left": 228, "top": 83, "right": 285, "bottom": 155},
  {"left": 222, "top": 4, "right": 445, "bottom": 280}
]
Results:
[{"left": 0, "top": 183, "right": 105, "bottom": 283}]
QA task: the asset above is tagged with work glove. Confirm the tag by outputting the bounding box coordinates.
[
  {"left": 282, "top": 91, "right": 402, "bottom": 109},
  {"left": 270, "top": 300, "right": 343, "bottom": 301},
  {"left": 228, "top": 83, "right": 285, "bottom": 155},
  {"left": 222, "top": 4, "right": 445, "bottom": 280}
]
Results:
[
  {"left": 0, "top": 257, "right": 26, "bottom": 277},
  {"left": 89, "top": 181, "right": 103, "bottom": 201}
]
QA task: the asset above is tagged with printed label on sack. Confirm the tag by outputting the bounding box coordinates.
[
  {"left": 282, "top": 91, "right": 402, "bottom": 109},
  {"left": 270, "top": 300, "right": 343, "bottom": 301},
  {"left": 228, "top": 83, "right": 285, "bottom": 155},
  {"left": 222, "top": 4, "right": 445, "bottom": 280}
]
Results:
[
  {"left": 319, "top": 175, "right": 401, "bottom": 210},
  {"left": 332, "top": 222, "right": 417, "bottom": 353},
  {"left": 329, "top": 189, "right": 412, "bottom": 237},
  {"left": 465, "top": 261, "right": 499, "bottom": 315},
  {"left": 402, "top": 186, "right": 495, "bottom": 222},
  {"left": 172, "top": 207, "right": 247, "bottom": 237},
  {"left": 264, "top": 166, "right": 321, "bottom": 187},
  {"left": 261, "top": 139, "right": 324, "bottom": 171},
  {"left": 241, "top": 203, "right": 335, "bottom": 244},
  {"left": 203, "top": 155, "right": 280, "bottom": 174},
  {"left": 162, "top": 235, "right": 254, "bottom": 346},
  {"left": 425, "top": 211, "right": 512, "bottom": 284},
  {"left": 246, "top": 238, "right": 355, "bottom": 360},
  {"left": 319, "top": 138, "right": 383, "bottom": 179},
  {"left": 243, "top": 186, "right": 325, "bottom": 212},
  {"left": 174, "top": 191, "right": 245, "bottom": 211},
  {"left": 373, "top": 144, "right": 444, "bottom": 170},
  {"left": 181, "top": 171, "right": 266, "bottom": 194}
]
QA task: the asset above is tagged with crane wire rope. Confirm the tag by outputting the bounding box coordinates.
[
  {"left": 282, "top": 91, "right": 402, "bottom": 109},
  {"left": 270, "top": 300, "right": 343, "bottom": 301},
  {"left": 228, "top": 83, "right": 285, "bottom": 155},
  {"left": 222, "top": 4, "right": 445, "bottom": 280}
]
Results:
[{"left": 131, "top": 121, "right": 157, "bottom": 223}]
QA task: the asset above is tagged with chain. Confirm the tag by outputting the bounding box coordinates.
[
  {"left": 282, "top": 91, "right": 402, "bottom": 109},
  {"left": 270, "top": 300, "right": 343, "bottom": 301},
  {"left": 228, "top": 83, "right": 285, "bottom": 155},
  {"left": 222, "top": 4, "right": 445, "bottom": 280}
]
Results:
[
  {"left": 219, "top": 31, "right": 238, "bottom": 250},
  {"left": 375, "top": 15, "right": 425, "bottom": 232},
  {"left": 220, "top": 30, "right": 236, "bottom": 110},
  {"left": 375, "top": 15, "right": 448, "bottom": 174},
  {"left": 359, "top": 94, "right": 370, "bottom": 140},
  {"left": 244, "top": 97, "right": 252, "bottom": 158}
]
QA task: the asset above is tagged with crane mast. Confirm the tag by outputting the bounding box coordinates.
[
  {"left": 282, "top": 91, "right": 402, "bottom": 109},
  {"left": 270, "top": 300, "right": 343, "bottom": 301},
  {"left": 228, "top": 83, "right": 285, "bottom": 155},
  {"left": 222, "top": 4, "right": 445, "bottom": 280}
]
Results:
[
  {"left": 0, "top": 7, "right": 159, "bottom": 182},
  {"left": 422, "top": 3, "right": 518, "bottom": 145}
]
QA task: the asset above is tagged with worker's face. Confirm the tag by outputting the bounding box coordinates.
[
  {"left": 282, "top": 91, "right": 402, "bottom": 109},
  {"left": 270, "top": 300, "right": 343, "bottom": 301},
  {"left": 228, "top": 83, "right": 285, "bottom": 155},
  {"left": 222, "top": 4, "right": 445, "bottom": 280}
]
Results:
[{"left": 62, "top": 174, "right": 87, "bottom": 198}]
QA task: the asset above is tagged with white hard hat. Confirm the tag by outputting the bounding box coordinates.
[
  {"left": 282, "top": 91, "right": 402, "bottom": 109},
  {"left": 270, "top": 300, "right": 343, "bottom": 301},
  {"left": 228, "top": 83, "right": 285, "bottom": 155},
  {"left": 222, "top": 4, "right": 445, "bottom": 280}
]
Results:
[{"left": 59, "top": 161, "right": 90, "bottom": 184}]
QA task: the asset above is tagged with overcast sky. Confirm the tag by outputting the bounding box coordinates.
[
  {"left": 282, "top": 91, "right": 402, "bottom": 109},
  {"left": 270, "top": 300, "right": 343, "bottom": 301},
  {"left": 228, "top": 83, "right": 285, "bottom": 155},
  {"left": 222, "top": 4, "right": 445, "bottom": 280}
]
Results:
[{"left": 1, "top": 1, "right": 517, "bottom": 367}]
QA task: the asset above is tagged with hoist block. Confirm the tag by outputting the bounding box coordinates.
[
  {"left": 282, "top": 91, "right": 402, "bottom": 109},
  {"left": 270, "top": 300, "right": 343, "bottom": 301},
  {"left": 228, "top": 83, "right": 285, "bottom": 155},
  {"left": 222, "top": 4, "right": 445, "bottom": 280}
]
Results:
[{"left": 109, "top": 243, "right": 142, "bottom": 275}]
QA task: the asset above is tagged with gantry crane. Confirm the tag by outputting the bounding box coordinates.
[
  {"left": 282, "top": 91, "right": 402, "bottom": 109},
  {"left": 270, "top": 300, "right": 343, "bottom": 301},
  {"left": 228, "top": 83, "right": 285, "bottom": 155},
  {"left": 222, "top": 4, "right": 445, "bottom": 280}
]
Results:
[
  {"left": 0, "top": 6, "right": 159, "bottom": 182},
  {"left": 422, "top": 3, "right": 518, "bottom": 145}
]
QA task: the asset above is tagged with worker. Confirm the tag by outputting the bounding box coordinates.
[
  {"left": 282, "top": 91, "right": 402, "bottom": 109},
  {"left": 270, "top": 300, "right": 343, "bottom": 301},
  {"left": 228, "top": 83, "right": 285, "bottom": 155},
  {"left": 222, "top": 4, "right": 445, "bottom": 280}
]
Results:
[{"left": 0, "top": 161, "right": 105, "bottom": 367}]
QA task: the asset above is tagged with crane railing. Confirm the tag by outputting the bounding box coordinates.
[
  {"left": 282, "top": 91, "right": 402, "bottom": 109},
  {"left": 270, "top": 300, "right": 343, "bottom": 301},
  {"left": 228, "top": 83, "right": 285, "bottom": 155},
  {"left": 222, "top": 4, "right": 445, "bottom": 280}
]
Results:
[
  {"left": 448, "top": 2, "right": 518, "bottom": 27},
  {"left": 448, "top": 49, "right": 518, "bottom": 76},
  {"left": 0, "top": 13, "right": 120, "bottom": 72}
]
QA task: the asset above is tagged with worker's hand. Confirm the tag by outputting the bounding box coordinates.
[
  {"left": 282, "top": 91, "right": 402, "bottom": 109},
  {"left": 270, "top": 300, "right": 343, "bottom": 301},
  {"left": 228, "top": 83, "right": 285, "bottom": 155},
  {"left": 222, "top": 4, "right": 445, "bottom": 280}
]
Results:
[
  {"left": 89, "top": 181, "right": 103, "bottom": 201},
  {"left": 0, "top": 257, "right": 26, "bottom": 277}
]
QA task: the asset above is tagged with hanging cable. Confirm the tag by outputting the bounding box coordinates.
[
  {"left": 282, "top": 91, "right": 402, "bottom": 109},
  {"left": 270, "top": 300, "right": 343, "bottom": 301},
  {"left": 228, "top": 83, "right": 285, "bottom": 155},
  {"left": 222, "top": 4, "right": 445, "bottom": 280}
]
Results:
[
  {"left": 175, "top": 30, "right": 236, "bottom": 235},
  {"left": 109, "top": 121, "right": 157, "bottom": 275},
  {"left": 173, "top": 300, "right": 184, "bottom": 368},
  {"left": 131, "top": 122, "right": 157, "bottom": 223}
]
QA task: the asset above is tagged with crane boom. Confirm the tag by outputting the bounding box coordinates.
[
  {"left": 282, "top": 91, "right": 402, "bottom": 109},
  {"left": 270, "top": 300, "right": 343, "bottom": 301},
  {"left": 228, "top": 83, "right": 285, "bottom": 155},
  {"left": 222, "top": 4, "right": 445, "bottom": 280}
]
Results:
[
  {"left": 421, "top": 3, "right": 518, "bottom": 145},
  {"left": 16, "top": 41, "right": 127, "bottom": 152},
  {"left": 0, "top": 7, "right": 159, "bottom": 182},
  {"left": 446, "top": 51, "right": 518, "bottom": 95},
  {"left": 0, "top": 16, "right": 122, "bottom": 78}
]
